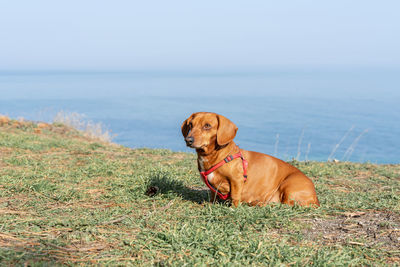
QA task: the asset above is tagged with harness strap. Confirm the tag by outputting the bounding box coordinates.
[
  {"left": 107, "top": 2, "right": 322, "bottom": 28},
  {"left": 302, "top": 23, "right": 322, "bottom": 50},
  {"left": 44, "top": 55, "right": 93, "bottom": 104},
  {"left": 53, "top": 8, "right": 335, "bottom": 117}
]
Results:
[{"left": 200, "top": 151, "right": 248, "bottom": 200}]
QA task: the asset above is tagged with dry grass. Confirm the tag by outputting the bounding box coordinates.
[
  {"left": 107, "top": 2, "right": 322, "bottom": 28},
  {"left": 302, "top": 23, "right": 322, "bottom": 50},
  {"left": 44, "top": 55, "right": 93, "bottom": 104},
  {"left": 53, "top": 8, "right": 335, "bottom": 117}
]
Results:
[{"left": 53, "top": 111, "right": 114, "bottom": 142}]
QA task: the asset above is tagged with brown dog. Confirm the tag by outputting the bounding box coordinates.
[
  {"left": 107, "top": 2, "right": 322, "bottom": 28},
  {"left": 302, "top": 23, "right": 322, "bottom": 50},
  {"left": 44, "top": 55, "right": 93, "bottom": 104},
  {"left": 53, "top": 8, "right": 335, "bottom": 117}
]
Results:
[{"left": 181, "top": 112, "right": 319, "bottom": 207}]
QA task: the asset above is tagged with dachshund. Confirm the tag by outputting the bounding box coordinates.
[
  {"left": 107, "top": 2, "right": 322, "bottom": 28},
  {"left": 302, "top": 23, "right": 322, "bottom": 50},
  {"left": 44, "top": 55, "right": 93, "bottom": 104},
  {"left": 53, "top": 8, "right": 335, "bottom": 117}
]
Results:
[{"left": 181, "top": 112, "right": 319, "bottom": 207}]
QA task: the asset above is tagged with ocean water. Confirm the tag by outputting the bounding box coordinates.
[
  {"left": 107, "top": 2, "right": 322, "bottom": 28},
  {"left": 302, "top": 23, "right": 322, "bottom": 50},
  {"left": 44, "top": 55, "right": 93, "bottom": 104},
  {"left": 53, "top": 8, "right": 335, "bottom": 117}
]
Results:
[{"left": 0, "top": 68, "right": 399, "bottom": 163}]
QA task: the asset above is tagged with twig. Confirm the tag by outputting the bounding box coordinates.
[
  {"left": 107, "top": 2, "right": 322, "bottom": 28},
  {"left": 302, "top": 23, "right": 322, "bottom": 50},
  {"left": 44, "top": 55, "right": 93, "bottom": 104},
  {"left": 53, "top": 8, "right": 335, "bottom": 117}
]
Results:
[
  {"left": 328, "top": 125, "right": 355, "bottom": 161},
  {"left": 274, "top": 133, "right": 279, "bottom": 157},
  {"left": 348, "top": 241, "right": 365, "bottom": 246},
  {"left": 45, "top": 242, "right": 106, "bottom": 252},
  {"left": 101, "top": 214, "right": 131, "bottom": 225},
  {"left": 296, "top": 128, "right": 305, "bottom": 161},
  {"left": 343, "top": 129, "right": 369, "bottom": 161},
  {"left": 305, "top": 142, "right": 311, "bottom": 162}
]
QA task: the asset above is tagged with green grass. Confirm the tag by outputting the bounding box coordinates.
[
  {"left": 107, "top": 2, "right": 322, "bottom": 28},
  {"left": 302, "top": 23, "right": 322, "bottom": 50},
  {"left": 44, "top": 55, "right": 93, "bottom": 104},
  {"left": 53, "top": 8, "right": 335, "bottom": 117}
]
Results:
[{"left": 0, "top": 120, "right": 399, "bottom": 266}]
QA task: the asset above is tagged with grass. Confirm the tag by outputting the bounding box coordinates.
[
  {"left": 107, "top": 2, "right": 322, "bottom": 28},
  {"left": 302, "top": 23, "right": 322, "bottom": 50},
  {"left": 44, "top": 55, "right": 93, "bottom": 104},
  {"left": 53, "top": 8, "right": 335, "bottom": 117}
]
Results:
[{"left": 0, "top": 118, "right": 399, "bottom": 266}]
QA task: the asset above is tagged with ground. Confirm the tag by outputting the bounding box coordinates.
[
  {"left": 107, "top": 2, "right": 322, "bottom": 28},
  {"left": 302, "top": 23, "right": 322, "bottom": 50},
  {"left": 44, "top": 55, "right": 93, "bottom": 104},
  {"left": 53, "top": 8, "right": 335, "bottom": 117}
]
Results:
[{"left": 0, "top": 118, "right": 399, "bottom": 266}]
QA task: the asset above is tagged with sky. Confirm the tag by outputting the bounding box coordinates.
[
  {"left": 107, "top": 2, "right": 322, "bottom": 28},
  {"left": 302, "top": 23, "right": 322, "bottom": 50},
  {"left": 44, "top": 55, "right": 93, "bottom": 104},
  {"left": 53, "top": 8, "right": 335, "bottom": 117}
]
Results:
[{"left": 0, "top": 0, "right": 399, "bottom": 70}]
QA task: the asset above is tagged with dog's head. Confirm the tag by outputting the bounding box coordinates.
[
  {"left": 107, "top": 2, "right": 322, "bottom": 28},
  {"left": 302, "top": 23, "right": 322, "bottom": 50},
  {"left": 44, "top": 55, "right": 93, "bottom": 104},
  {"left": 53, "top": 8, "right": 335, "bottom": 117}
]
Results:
[{"left": 181, "top": 112, "right": 238, "bottom": 153}]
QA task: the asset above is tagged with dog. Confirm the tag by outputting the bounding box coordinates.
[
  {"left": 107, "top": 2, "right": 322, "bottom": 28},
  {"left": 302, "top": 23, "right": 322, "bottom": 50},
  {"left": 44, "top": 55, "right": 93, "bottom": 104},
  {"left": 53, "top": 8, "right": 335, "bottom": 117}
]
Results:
[{"left": 181, "top": 112, "right": 319, "bottom": 207}]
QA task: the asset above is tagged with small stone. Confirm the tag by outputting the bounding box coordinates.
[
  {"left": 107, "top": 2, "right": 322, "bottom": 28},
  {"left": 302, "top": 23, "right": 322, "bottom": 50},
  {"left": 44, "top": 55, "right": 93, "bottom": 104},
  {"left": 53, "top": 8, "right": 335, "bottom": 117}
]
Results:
[{"left": 145, "top": 186, "right": 159, "bottom": 197}]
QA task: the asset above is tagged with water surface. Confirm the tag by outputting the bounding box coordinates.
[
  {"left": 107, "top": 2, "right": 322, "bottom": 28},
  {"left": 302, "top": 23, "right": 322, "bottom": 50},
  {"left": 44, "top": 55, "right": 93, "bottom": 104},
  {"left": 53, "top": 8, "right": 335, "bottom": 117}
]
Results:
[{"left": 1, "top": 68, "right": 399, "bottom": 163}]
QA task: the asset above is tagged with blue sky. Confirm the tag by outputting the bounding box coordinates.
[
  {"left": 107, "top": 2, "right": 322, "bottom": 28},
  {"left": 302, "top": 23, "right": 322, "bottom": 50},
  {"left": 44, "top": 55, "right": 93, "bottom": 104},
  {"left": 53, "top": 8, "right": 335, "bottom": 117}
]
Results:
[{"left": 1, "top": 1, "right": 399, "bottom": 70}]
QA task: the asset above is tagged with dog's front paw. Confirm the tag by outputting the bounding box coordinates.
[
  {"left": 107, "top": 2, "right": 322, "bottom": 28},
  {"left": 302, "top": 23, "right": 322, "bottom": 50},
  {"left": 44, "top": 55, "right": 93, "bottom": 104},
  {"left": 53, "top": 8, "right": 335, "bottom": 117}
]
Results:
[{"left": 232, "top": 199, "right": 240, "bottom": 207}]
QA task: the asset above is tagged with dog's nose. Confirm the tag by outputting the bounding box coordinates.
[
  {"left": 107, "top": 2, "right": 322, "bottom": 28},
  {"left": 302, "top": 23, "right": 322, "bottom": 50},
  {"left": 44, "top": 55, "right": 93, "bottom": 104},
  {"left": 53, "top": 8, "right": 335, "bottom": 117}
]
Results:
[{"left": 185, "top": 136, "right": 194, "bottom": 145}]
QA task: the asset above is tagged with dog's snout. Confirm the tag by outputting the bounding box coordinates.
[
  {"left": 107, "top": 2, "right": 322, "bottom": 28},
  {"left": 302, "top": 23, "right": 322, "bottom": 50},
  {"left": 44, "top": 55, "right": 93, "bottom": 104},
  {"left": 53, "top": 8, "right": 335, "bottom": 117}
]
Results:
[{"left": 185, "top": 136, "right": 194, "bottom": 145}]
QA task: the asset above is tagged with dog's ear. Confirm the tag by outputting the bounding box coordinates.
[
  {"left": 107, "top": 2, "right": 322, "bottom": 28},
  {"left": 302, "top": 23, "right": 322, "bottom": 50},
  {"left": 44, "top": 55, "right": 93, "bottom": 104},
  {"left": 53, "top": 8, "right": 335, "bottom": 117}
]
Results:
[
  {"left": 216, "top": 114, "right": 238, "bottom": 146},
  {"left": 181, "top": 114, "right": 193, "bottom": 137}
]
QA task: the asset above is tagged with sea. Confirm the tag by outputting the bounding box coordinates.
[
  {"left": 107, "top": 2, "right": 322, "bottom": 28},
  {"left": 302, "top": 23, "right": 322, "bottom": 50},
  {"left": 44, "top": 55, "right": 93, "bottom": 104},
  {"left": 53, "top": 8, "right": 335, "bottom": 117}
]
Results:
[{"left": 0, "top": 68, "right": 399, "bottom": 164}]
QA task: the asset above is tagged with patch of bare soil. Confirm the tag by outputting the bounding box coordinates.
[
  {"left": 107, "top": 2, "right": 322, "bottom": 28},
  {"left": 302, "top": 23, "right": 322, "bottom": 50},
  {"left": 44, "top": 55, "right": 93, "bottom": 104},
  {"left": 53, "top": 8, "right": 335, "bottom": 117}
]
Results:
[{"left": 304, "top": 211, "right": 400, "bottom": 251}]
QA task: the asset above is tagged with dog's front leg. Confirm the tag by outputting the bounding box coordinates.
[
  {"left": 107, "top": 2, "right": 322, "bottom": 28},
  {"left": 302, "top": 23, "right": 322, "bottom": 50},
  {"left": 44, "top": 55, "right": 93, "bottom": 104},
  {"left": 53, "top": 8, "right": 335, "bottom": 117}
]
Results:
[{"left": 230, "top": 178, "right": 244, "bottom": 207}]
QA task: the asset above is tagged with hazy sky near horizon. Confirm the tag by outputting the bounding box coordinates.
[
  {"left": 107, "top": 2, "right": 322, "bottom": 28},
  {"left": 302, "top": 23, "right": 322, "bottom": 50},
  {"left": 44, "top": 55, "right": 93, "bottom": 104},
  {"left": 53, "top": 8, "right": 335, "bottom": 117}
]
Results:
[{"left": 1, "top": 1, "right": 399, "bottom": 70}]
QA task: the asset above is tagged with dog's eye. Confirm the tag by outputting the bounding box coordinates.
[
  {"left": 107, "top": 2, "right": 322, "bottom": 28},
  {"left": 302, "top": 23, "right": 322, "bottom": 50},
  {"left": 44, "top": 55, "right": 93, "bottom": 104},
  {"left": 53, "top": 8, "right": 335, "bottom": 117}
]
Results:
[{"left": 203, "top": 123, "right": 211, "bottom": 130}]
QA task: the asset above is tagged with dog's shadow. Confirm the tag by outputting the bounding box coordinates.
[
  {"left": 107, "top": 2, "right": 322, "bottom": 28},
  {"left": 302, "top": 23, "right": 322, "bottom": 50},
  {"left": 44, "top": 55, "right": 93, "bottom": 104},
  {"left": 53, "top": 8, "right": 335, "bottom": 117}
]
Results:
[{"left": 147, "top": 173, "right": 210, "bottom": 204}]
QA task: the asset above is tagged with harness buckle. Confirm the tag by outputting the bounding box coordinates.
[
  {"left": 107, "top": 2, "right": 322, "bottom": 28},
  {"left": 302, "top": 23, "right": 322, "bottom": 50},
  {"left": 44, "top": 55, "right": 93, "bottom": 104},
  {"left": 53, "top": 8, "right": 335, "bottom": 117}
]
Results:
[{"left": 224, "top": 155, "right": 234, "bottom": 163}]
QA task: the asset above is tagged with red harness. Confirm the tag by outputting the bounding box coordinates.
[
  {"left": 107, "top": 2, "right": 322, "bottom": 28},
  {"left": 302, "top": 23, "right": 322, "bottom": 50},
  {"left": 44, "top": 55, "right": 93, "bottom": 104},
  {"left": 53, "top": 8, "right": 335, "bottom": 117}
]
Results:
[{"left": 200, "top": 151, "right": 248, "bottom": 200}]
